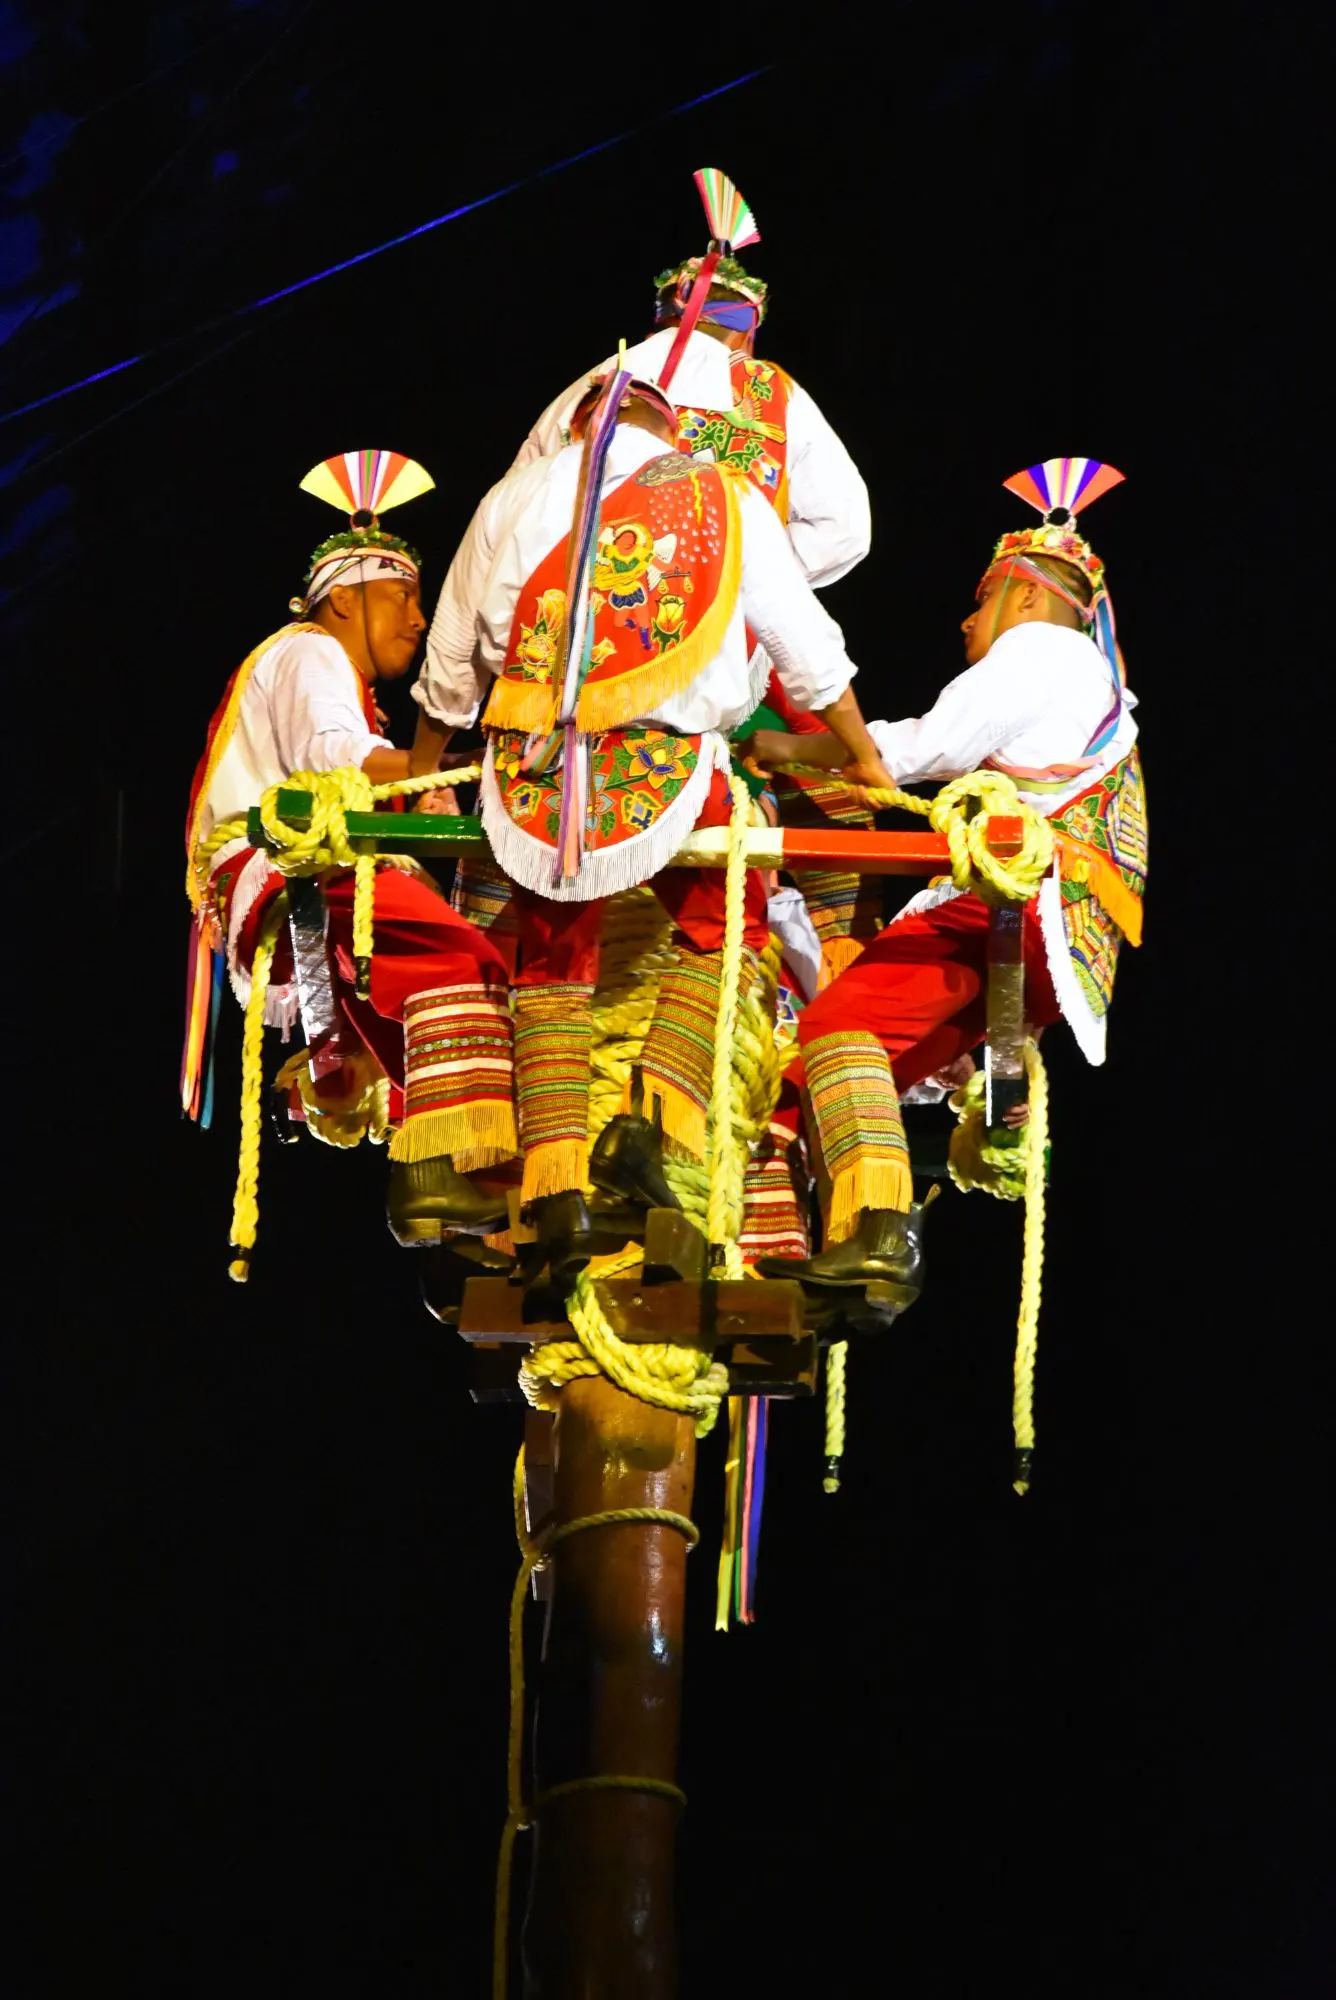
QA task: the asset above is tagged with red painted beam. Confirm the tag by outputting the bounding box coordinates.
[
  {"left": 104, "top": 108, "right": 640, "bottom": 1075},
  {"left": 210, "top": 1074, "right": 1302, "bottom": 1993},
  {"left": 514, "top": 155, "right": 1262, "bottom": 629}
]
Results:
[{"left": 776, "top": 816, "right": 1023, "bottom": 876}]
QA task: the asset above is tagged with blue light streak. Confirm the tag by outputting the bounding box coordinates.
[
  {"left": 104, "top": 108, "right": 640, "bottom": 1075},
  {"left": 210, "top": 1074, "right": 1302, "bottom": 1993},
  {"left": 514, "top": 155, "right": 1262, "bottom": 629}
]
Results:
[{"left": 0, "top": 66, "right": 768, "bottom": 430}]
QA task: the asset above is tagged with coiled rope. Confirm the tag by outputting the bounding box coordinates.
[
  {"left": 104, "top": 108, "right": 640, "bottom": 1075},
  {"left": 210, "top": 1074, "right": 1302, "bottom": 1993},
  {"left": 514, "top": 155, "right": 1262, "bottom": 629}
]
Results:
[{"left": 797, "top": 765, "right": 1055, "bottom": 1492}]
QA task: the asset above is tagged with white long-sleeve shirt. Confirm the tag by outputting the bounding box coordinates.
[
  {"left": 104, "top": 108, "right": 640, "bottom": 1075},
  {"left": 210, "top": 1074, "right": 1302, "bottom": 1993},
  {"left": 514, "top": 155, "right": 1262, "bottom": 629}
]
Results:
[
  {"left": 415, "top": 426, "right": 856, "bottom": 740},
  {"left": 869, "top": 622, "right": 1139, "bottom": 814},
  {"left": 512, "top": 332, "right": 871, "bottom": 589},
  {"left": 198, "top": 626, "right": 391, "bottom": 840}
]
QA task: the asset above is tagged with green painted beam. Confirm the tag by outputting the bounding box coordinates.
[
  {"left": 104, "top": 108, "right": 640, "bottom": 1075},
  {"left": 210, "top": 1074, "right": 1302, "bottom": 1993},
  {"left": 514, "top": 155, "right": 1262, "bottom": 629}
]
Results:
[{"left": 246, "top": 791, "right": 490, "bottom": 854}]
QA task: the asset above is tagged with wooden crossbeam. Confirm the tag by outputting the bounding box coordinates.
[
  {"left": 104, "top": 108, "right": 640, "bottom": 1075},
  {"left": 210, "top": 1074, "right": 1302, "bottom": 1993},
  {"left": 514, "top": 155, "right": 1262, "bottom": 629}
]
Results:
[
  {"left": 455, "top": 1275, "right": 804, "bottom": 1346},
  {"left": 247, "top": 791, "right": 1023, "bottom": 872}
]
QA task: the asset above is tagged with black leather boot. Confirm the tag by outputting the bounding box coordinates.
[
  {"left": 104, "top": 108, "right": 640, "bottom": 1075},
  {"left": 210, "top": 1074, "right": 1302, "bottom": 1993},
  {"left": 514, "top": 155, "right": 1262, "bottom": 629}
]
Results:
[
  {"left": 756, "top": 1201, "right": 929, "bottom": 1303},
  {"left": 526, "top": 1189, "right": 595, "bottom": 1286},
  {"left": 387, "top": 1156, "right": 511, "bottom": 1247},
  {"left": 589, "top": 1070, "right": 682, "bottom": 1211}
]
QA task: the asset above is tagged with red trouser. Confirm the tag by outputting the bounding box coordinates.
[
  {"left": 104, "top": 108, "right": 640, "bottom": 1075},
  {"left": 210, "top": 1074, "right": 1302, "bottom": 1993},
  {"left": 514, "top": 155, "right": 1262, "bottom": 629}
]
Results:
[
  {"left": 794, "top": 891, "right": 1060, "bottom": 1092},
  {"left": 321, "top": 867, "right": 510, "bottom": 1086},
  {"left": 510, "top": 769, "right": 770, "bottom": 983}
]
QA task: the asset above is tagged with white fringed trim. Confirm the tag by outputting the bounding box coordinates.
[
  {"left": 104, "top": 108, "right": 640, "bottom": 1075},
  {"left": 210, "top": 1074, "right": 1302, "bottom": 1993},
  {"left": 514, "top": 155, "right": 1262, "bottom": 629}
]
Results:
[
  {"left": 221, "top": 846, "right": 287, "bottom": 1015},
  {"left": 887, "top": 879, "right": 966, "bottom": 926},
  {"left": 744, "top": 639, "right": 777, "bottom": 717},
  {"left": 889, "top": 869, "right": 1108, "bottom": 1066},
  {"left": 479, "top": 733, "right": 726, "bottom": 904},
  {"left": 1037, "top": 868, "right": 1106, "bottom": 1066}
]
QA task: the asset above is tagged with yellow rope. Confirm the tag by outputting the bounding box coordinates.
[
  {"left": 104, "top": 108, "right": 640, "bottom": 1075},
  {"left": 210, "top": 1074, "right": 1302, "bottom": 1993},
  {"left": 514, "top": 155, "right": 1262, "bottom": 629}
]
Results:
[
  {"left": 704, "top": 773, "right": 754, "bottom": 1275},
  {"left": 1012, "top": 1039, "right": 1048, "bottom": 1494},
  {"left": 795, "top": 763, "right": 1055, "bottom": 907},
  {"left": 946, "top": 1070, "right": 1030, "bottom": 1200},
  {"left": 822, "top": 1339, "right": 849, "bottom": 1494},
  {"left": 194, "top": 765, "right": 481, "bottom": 1275},
  {"left": 226, "top": 896, "right": 286, "bottom": 1282},
  {"left": 494, "top": 1447, "right": 699, "bottom": 2000}
]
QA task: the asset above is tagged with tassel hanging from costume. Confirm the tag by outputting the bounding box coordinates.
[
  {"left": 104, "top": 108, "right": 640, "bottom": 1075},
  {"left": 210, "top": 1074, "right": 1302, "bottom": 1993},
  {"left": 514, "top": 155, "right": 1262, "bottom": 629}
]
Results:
[
  {"left": 199, "top": 947, "right": 225, "bottom": 1130},
  {"left": 738, "top": 1395, "right": 768, "bottom": 1624},
  {"left": 657, "top": 247, "right": 721, "bottom": 392},
  {"left": 180, "top": 917, "right": 223, "bottom": 1123},
  {"left": 541, "top": 358, "right": 630, "bottom": 884},
  {"left": 715, "top": 1395, "right": 770, "bottom": 1630}
]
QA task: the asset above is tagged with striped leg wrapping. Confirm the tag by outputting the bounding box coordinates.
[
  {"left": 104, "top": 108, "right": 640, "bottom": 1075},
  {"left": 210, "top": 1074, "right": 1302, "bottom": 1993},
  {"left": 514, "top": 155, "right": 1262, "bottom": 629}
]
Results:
[
  {"left": 638, "top": 948, "right": 758, "bottom": 1163},
  {"left": 803, "top": 1030, "right": 912, "bottom": 1241},
  {"left": 390, "top": 980, "right": 518, "bottom": 1170},
  {"left": 450, "top": 853, "right": 519, "bottom": 941},
  {"left": 739, "top": 1122, "right": 811, "bottom": 1262},
  {"left": 774, "top": 771, "right": 883, "bottom": 979},
  {"left": 514, "top": 982, "right": 594, "bottom": 1201}
]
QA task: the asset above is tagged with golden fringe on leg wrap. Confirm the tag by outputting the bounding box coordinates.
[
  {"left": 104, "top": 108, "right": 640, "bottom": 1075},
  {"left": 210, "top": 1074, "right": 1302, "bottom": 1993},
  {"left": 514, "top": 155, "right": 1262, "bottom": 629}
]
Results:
[
  {"left": 520, "top": 1138, "right": 591, "bottom": 1205},
  {"left": 389, "top": 1101, "right": 518, "bottom": 1172},
  {"left": 619, "top": 1073, "right": 708, "bottom": 1163},
  {"left": 820, "top": 935, "right": 869, "bottom": 984},
  {"left": 826, "top": 1158, "right": 914, "bottom": 1244}
]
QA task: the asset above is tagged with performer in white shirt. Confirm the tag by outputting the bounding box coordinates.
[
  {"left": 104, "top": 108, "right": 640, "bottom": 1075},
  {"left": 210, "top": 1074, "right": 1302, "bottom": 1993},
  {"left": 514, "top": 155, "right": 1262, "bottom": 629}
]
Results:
[
  {"left": 514, "top": 170, "right": 869, "bottom": 589},
  {"left": 413, "top": 368, "right": 889, "bottom": 1275},
  {"left": 750, "top": 459, "right": 1147, "bottom": 1293},
  {"left": 184, "top": 452, "right": 518, "bottom": 1252}
]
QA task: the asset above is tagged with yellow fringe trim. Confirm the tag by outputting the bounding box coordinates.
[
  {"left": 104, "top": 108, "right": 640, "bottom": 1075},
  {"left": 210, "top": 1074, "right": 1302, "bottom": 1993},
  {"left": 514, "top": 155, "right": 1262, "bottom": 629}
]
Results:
[
  {"left": 520, "top": 1138, "right": 590, "bottom": 1205},
  {"left": 480, "top": 472, "right": 743, "bottom": 742},
  {"left": 1054, "top": 834, "right": 1143, "bottom": 945},
  {"left": 577, "top": 475, "right": 741, "bottom": 733},
  {"left": 389, "top": 1100, "right": 518, "bottom": 1173},
  {"left": 481, "top": 676, "right": 560, "bottom": 736},
  {"left": 826, "top": 1156, "right": 914, "bottom": 1244},
  {"left": 627, "top": 1074, "right": 708, "bottom": 1164},
  {"left": 819, "top": 935, "right": 868, "bottom": 986}
]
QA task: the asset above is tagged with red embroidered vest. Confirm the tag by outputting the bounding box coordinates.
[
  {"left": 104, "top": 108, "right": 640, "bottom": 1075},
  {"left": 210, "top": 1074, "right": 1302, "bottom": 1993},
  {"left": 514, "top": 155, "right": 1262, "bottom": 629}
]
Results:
[
  {"left": 482, "top": 454, "right": 742, "bottom": 741},
  {"left": 674, "top": 354, "right": 792, "bottom": 520}
]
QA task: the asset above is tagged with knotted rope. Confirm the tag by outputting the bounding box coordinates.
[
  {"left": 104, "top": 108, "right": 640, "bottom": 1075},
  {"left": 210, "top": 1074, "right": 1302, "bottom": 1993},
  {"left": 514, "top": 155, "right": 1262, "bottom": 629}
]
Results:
[{"left": 196, "top": 764, "right": 481, "bottom": 1280}]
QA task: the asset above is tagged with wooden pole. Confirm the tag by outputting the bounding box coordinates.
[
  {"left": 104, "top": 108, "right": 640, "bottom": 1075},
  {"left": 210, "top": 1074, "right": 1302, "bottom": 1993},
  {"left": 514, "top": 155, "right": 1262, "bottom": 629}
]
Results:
[{"left": 521, "top": 1376, "right": 696, "bottom": 2000}]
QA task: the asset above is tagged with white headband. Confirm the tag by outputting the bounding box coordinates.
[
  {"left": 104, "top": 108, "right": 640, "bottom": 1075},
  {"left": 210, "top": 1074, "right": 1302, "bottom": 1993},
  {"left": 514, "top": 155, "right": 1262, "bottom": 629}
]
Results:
[{"left": 291, "top": 544, "right": 419, "bottom": 614}]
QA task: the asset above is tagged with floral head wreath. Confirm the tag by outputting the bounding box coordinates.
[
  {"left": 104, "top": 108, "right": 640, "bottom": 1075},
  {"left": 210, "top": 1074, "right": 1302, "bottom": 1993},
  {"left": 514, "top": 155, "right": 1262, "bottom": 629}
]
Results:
[
  {"left": 290, "top": 450, "right": 434, "bottom": 613},
  {"left": 985, "top": 458, "right": 1128, "bottom": 755}
]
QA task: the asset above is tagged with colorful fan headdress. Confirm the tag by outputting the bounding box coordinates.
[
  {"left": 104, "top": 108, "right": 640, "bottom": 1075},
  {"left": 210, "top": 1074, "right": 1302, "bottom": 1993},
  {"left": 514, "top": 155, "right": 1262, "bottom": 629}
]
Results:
[
  {"left": 986, "top": 457, "right": 1127, "bottom": 756},
  {"left": 290, "top": 449, "right": 435, "bottom": 613},
  {"left": 654, "top": 168, "right": 765, "bottom": 391}
]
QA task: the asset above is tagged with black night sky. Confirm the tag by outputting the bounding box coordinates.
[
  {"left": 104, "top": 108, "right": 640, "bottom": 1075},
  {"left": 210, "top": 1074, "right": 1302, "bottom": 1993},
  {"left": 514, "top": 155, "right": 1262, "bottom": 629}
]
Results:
[{"left": 3, "top": 5, "right": 1327, "bottom": 1994}]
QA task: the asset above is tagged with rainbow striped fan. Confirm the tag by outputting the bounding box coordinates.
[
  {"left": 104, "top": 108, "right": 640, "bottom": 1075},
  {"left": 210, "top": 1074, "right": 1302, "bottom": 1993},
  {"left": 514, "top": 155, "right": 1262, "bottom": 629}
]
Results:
[
  {"left": 1003, "top": 457, "right": 1124, "bottom": 518},
  {"left": 299, "top": 449, "right": 435, "bottom": 522},
  {"left": 693, "top": 167, "right": 760, "bottom": 251}
]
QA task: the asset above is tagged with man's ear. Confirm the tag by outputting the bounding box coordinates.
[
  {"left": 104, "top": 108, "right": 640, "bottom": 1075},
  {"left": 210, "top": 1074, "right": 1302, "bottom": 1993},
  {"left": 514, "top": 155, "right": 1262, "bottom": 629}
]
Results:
[
  {"left": 323, "top": 583, "right": 355, "bottom": 623},
  {"left": 1017, "top": 580, "right": 1047, "bottom": 619}
]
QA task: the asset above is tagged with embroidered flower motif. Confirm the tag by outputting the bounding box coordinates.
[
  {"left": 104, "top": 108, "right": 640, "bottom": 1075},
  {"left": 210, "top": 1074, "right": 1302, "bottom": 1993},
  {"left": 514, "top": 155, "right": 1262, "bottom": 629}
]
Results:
[
  {"left": 621, "top": 790, "right": 658, "bottom": 831},
  {"left": 1061, "top": 806, "right": 1098, "bottom": 845},
  {"left": 514, "top": 586, "right": 566, "bottom": 682},
  {"left": 507, "top": 781, "right": 543, "bottom": 824},
  {"left": 494, "top": 745, "right": 524, "bottom": 778},
  {"left": 627, "top": 731, "right": 692, "bottom": 791}
]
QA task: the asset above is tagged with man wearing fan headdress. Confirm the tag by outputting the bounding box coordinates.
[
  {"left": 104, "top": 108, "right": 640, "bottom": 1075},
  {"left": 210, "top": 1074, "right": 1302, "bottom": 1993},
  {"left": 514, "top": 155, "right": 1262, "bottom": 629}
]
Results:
[
  {"left": 519, "top": 172, "right": 886, "bottom": 1015},
  {"left": 184, "top": 450, "right": 519, "bottom": 1251},
  {"left": 516, "top": 168, "right": 870, "bottom": 590},
  {"left": 412, "top": 365, "right": 890, "bottom": 1276},
  {"left": 748, "top": 460, "right": 1147, "bottom": 1298}
]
